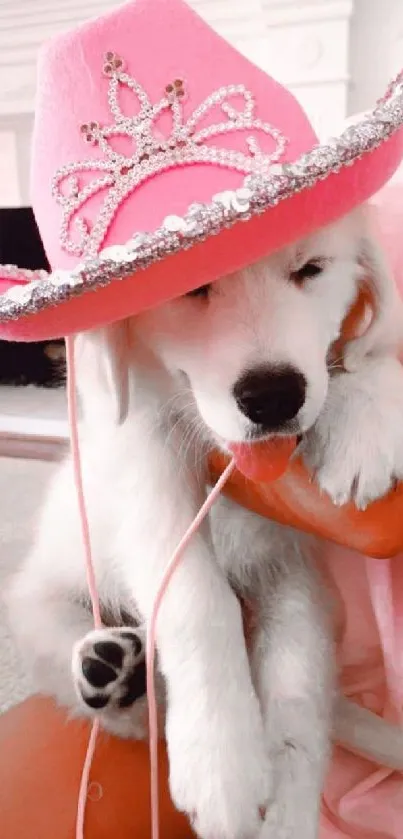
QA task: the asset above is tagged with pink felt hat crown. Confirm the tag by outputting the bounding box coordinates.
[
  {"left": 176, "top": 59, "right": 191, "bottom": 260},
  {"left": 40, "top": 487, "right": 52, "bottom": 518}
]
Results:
[{"left": 1, "top": 0, "right": 403, "bottom": 341}]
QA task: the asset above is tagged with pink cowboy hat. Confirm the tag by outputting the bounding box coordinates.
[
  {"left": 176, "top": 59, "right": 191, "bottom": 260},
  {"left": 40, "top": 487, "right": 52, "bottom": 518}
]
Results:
[{"left": 1, "top": 0, "right": 403, "bottom": 341}]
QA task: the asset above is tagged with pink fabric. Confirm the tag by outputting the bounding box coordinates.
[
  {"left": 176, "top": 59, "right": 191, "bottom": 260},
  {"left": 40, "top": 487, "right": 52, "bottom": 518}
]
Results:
[
  {"left": 320, "top": 548, "right": 403, "bottom": 838},
  {"left": 1, "top": 0, "right": 403, "bottom": 341}
]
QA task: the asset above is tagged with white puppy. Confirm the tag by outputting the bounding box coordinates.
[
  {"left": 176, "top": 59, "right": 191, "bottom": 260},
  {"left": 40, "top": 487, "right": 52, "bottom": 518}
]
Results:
[{"left": 6, "top": 206, "right": 403, "bottom": 839}]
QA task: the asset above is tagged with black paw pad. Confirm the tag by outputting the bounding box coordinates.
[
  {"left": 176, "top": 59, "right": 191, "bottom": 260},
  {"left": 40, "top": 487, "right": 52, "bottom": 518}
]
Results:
[
  {"left": 93, "top": 640, "right": 124, "bottom": 669},
  {"left": 119, "top": 659, "right": 147, "bottom": 707},
  {"left": 82, "top": 656, "right": 116, "bottom": 688}
]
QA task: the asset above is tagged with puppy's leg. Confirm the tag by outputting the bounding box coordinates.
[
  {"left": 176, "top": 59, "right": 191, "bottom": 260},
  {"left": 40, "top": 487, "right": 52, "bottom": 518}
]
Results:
[
  {"left": 7, "top": 570, "right": 91, "bottom": 710},
  {"left": 253, "top": 552, "right": 333, "bottom": 839},
  {"left": 5, "top": 461, "right": 150, "bottom": 740},
  {"left": 212, "top": 502, "right": 333, "bottom": 839},
  {"left": 7, "top": 569, "right": 151, "bottom": 738},
  {"left": 114, "top": 425, "right": 269, "bottom": 839}
]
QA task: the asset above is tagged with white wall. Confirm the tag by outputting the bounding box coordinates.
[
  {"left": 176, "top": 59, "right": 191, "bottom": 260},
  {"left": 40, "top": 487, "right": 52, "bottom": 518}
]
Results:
[{"left": 0, "top": 0, "right": 402, "bottom": 206}]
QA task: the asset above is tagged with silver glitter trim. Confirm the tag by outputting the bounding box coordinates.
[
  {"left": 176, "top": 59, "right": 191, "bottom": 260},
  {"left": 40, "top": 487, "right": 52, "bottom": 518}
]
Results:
[
  {"left": 0, "top": 265, "right": 48, "bottom": 283},
  {"left": 53, "top": 52, "right": 288, "bottom": 259},
  {"left": 1, "top": 71, "right": 403, "bottom": 324}
]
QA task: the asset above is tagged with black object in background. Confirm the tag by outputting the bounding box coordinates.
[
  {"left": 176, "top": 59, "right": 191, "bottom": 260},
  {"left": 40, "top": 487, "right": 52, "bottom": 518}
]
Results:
[{"left": 0, "top": 207, "right": 65, "bottom": 387}]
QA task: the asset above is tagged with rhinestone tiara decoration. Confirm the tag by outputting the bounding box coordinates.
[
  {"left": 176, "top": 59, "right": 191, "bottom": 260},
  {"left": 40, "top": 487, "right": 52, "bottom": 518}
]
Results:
[
  {"left": 0, "top": 70, "right": 403, "bottom": 324},
  {"left": 53, "top": 52, "right": 288, "bottom": 259}
]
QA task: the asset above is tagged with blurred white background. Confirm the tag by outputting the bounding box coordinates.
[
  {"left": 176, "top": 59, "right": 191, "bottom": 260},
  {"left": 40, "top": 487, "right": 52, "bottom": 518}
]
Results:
[{"left": 0, "top": 0, "right": 403, "bottom": 206}]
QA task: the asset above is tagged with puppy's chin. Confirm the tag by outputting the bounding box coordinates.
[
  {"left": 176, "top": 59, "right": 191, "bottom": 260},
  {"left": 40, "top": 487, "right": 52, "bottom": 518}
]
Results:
[
  {"left": 209, "top": 428, "right": 298, "bottom": 455},
  {"left": 207, "top": 413, "right": 302, "bottom": 448}
]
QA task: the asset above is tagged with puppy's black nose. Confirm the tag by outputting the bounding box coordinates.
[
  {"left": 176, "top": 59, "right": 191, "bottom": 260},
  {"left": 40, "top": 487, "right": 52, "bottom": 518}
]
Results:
[{"left": 233, "top": 365, "right": 306, "bottom": 431}]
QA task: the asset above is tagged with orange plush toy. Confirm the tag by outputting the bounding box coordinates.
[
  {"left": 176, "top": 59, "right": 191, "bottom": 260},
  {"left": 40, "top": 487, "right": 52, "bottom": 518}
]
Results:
[
  {"left": 210, "top": 450, "right": 403, "bottom": 559},
  {"left": 0, "top": 696, "right": 194, "bottom": 839}
]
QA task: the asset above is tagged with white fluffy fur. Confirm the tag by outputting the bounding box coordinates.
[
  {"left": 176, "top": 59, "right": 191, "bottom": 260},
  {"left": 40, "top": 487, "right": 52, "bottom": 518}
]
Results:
[{"left": 6, "top": 206, "right": 403, "bottom": 839}]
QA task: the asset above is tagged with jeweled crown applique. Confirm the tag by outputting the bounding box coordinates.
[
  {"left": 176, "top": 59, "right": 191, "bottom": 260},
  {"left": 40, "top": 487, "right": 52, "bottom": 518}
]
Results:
[{"left": 52, "top": 52, "right": 288, "bottom": 258}]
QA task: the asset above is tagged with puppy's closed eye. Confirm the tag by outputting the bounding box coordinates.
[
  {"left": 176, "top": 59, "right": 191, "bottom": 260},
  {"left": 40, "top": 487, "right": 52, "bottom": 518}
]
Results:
[
  {"left": 291, "top": 261, "right": 324, "bottom": 285},
  {"left": 186, "top": 283, "right": 212, "bottom": 300}
]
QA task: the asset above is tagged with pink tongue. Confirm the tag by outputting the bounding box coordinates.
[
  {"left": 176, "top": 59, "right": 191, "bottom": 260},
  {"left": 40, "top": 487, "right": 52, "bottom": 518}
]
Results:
[{"left": 229, "top": 438, "right": 296, "bottom": 483}]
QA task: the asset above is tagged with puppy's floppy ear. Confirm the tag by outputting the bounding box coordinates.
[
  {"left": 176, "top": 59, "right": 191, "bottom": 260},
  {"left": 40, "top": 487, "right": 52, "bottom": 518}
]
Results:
[
  {"left": 343, "top": 235, "right": 403, "bottom": 371},
  {"left": 74, "top": 321, "right": 130, "bottom": 426}
]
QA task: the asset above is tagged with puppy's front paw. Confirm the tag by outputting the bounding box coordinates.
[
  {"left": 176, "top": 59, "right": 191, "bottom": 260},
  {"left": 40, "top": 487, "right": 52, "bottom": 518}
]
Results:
[
  {"left": 72, "top": 626, "right": 146, "bottom": 711},
  {"left": 302, "top": 359, "right": 403, "bottom": 509},
  {"left": 167, "top": 693, "right": 270, "bottom": 839}
]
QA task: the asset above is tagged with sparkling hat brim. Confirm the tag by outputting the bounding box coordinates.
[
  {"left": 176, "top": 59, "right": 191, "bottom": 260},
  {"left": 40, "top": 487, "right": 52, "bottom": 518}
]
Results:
[{"left": 1, "top": 73, "right": 403, "bottom": 342}]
